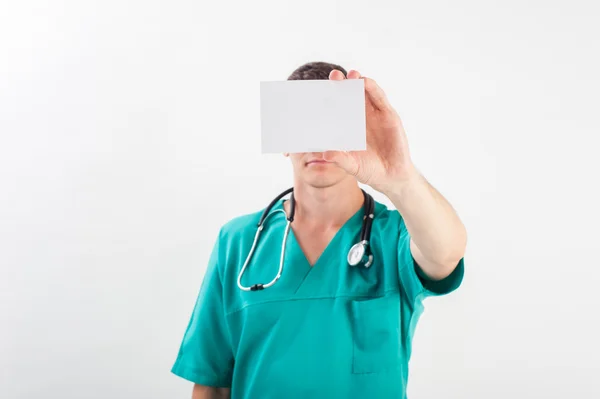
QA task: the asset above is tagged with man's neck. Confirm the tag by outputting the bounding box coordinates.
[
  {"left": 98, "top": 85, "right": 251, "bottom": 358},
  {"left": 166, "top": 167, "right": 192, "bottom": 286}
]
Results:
[{"left": 285, "top": 178, "right": 365, "bottom": 229}]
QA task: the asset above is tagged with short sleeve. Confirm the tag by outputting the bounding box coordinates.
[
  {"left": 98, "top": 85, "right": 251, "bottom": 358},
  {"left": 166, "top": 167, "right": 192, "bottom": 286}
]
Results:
[
  {"left": 171, "top": 231, "right": 234, "bottom": 387},
  {"left": 397, "top": 217, "right": 464, "bottom": 305}
]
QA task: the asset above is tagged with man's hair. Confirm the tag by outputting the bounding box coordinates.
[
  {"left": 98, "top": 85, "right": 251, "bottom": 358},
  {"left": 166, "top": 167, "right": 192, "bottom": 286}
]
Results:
[{"left": 287, "top": 61, "right": 347, "bottom": 80}]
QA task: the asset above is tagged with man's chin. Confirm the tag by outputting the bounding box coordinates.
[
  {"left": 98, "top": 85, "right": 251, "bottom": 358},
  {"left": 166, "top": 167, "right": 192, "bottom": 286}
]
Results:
[{"left": 304, "top": 175, "right": 345, "bottom": 189}]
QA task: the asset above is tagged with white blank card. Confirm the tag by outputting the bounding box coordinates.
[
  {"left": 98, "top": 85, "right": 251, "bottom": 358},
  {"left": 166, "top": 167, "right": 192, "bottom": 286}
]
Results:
[{"left": 260, "top": 79, "right": 366, "bottom": 153}]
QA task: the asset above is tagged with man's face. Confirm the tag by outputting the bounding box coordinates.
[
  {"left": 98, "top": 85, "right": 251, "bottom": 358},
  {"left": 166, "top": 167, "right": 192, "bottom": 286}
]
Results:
[{"left": 286, "top": 152, "right": 349, "bottom": 188}]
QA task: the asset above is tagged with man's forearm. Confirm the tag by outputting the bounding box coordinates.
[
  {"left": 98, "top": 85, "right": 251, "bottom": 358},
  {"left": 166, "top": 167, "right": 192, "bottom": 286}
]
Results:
[
  {"left": 381, "top": 167, "right": 467, "bottom": 277},
  {"left": 192, "top": 385, "right": 230, "bottom": 399}
]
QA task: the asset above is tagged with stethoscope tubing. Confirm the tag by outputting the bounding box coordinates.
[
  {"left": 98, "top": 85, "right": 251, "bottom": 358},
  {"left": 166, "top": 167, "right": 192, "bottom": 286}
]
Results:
[{"left": 237, "top": 188, "right": 374, "bottom": 292}]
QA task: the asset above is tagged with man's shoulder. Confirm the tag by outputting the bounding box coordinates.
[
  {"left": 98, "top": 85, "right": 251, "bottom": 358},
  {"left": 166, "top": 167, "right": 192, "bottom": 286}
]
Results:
[
  {"left": 217, "top": 207, "right": 265, "bottom": 241},
  {"left": 372, "top": 200, "right": 401, "bottom": 225}
]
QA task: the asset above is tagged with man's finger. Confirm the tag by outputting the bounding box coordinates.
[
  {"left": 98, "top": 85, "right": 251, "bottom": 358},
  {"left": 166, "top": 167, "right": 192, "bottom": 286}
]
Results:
[
  {"left": 329, "top": 69, "right": 346, "bottom": 80},
  {"left": 347, "top": 70, "right": 362, "bottom": 79},
  {"left": 363, "top": 77, "right": 391, "bottom": 111},
  {"left": 322, "top": 150, "right": 359, "bottom": 177}
]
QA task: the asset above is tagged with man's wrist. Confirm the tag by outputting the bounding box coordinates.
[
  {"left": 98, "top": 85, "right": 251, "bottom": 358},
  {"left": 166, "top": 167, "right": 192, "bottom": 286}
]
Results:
[{"left": 377, "top": 164, "right": 423, "bottom": 202}]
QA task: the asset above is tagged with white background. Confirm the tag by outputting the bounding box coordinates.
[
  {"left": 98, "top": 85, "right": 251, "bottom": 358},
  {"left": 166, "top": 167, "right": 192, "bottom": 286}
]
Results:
[{"left": 1, "top": 1, "right": 599, "bottom": 398}]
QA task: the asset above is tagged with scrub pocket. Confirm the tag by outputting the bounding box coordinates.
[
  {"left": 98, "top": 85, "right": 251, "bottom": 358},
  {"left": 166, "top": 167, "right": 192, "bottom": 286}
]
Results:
[{"left": 350, "top": 294, "right": 400, "bottom": 374}]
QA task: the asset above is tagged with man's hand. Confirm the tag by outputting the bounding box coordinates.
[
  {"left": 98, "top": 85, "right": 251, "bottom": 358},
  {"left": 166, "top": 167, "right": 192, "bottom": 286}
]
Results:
[
  {"left": 324, "top": 69, "right": 466, "bottom": 280},
  {"left": 322, "top": 69, "right": 418, "bottom": 193}
]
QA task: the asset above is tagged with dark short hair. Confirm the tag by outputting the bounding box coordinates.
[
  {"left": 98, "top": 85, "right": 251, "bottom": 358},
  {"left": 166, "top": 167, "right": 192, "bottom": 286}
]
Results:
[{"left": 287, "top": 61, "right": 347, "bottom": 80}]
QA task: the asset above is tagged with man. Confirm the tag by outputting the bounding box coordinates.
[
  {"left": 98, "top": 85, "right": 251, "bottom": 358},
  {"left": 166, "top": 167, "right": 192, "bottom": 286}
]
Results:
[{"left": 171, "top": 62, "right": 467, "bottom": 399}]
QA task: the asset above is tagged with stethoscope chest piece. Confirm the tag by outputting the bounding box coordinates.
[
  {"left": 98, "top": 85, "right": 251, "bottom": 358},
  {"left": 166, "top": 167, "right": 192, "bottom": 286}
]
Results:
[{"left": 347, "top": 241, "right": 374, "bottom": 268}]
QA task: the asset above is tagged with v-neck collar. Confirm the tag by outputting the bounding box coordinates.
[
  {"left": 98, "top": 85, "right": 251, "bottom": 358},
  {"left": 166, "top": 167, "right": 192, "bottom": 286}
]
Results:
[
  {"left": 266, "top": 198, "right": 368, "bottom": 295},
  {"left": 272, "top": 198, "right": 367, "bottom": 270}
]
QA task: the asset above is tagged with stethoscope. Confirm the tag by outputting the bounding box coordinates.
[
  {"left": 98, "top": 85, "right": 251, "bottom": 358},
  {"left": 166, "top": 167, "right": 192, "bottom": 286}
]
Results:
[{"left": 237, "top": 187, "right": 375, "bottom": 292}]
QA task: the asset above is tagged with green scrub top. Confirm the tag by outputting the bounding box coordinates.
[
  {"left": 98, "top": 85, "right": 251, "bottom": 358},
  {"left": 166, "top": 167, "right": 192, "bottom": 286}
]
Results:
[{"left": 171, "top": 198, "right": 464, "bottom": 399}]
